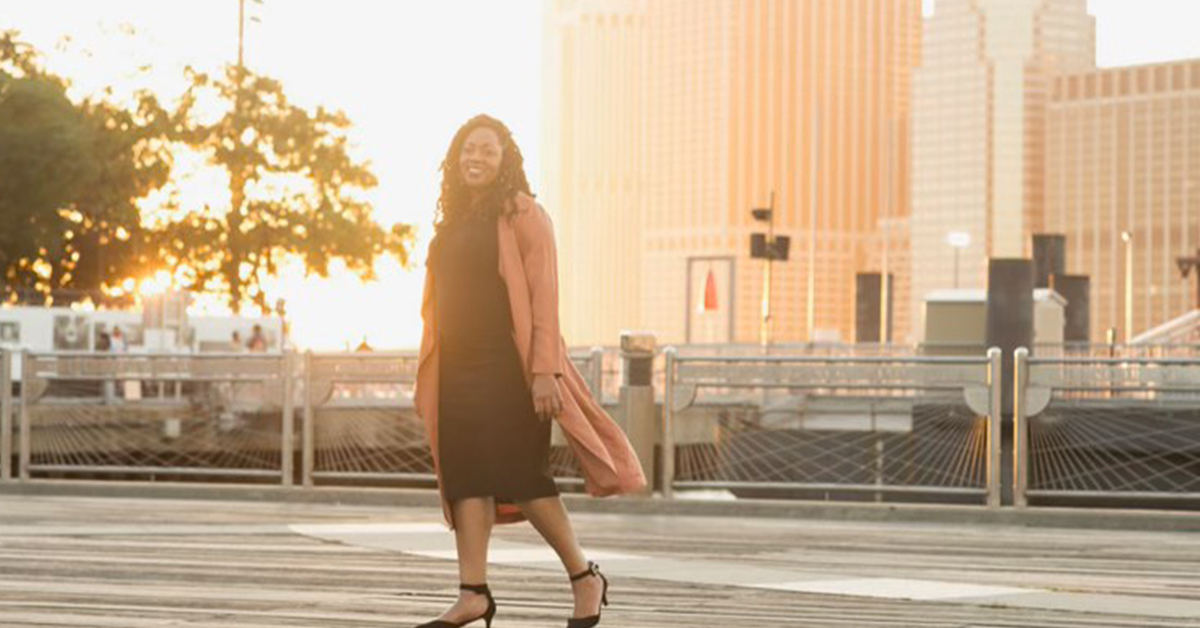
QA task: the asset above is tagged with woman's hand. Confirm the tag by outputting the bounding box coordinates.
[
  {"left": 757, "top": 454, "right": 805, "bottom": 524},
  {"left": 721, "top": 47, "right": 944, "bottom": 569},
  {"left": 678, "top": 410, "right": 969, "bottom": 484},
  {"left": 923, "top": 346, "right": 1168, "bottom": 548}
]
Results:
[{"left": 531, "top": 374, "right": 563, "bottom": 422}]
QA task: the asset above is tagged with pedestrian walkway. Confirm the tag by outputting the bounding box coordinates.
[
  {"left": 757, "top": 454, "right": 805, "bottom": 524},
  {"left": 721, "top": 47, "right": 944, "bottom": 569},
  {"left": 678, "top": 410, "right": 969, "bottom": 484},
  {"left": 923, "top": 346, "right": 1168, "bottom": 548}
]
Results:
[{"left": 0, "top": 493, "right": 1197, "bottom": 627}]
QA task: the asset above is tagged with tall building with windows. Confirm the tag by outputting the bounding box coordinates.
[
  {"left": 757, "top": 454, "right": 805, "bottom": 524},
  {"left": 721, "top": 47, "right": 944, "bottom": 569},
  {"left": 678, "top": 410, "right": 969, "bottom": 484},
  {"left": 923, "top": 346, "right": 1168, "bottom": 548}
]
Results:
[
  {"left": 911, "top": 0, "right": 1094, "bottom": 339},
  {"left": 1045, "top": 60, "right": 1200, "bottom": 342},
  {"left": 540, "top": 0, "right": 647, "bottom": 345},
  {"left": 545, "top": 0, "right": 921, "bottom": 346}
]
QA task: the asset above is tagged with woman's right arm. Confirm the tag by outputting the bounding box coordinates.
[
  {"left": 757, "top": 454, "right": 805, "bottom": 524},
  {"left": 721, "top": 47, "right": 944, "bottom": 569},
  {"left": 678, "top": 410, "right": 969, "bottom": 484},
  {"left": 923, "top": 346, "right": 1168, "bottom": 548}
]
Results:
[{"left": 414, "top": 259, "right": 436, "bottom": 418}]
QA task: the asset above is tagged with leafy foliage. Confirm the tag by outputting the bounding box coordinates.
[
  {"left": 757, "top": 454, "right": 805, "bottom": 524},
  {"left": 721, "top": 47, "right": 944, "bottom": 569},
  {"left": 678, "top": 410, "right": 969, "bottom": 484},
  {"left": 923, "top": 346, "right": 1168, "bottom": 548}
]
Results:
[
  {"left": 159, "top": 65, "right": 413, "bottom": 313},
  {"left": 0, "top": 31, "right": 414, "bottom": 312}
]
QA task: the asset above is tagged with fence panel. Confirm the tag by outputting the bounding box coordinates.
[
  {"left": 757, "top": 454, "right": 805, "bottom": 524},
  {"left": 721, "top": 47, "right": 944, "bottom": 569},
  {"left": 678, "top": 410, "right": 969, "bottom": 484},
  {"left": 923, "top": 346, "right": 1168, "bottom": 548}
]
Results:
[
  {"left": 1016, "top": 350, "right": 1200, "bottom": 507},
  {"left": 17, "top": 351, "right": 292, "bottom": 482},
  {"left": 304, "top": 351, "right": 430, "bottom": 485},
  {"left": 1, "top": 349, "right": 11, "bottom": 482},
  {"left": 663, "top": 348, "right": 1002, "bottom": 506},
  {"left": 305, "top": 350, "right": 606, "bottom": 489}
]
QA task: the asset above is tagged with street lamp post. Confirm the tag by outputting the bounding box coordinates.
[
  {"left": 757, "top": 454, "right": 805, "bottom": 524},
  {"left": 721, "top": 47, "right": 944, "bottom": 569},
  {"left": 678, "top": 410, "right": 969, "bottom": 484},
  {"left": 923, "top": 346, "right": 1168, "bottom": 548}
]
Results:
[
  {"left": 1122, "top": 231, "right": 1133, "bottom": 342},
  {"left": 750, "top": 193, "right": 789, "bottom": 348},
  {"left": 947, "top": 231, "right": 971, "bottom": 289},
  {"left": 1175, "top": 248, "right": 1200, "bottom": 309},
  {"left": 748, "top": 193, "right": 787, "bottom": 345},
  {"left": 759, "top": 193, "right": 774, "bottom": 347}
]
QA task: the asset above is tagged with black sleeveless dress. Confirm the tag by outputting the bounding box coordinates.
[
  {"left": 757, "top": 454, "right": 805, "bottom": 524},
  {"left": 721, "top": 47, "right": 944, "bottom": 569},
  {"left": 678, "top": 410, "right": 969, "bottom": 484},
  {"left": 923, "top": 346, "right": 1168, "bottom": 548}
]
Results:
[{"left": 430, "top": 211, "right": 559, "bottom": 504}]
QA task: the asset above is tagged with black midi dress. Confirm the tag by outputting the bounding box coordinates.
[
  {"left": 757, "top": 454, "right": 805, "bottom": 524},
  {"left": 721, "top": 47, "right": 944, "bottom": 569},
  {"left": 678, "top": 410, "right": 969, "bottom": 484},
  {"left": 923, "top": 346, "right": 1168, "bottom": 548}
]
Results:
[{"left": 430, "top": 211, "right": 559, "bottom": 504}]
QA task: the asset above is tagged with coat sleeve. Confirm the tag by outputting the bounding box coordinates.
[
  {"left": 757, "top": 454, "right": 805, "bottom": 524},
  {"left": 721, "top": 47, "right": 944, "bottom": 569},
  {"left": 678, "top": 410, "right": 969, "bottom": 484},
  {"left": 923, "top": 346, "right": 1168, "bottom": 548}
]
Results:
[
  {"left": 514, "top": 196, "right": 563, "bottom": 376},
  {"left": 415, "top": 256, "right": 437, "bottom": 416}
]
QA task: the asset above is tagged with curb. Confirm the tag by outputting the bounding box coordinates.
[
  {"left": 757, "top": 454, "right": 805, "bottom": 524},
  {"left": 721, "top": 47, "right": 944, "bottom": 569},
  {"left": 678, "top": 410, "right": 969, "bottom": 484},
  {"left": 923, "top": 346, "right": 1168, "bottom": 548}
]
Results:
[{"left": 1, "top": 480, "right": 1197, "bottom": 533}]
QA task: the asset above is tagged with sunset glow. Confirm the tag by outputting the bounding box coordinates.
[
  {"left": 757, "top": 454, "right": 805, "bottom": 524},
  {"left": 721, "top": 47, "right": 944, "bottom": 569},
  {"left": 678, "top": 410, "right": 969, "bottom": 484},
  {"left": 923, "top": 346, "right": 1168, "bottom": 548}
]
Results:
[
  {"left": 2, "top": 1, "right": 1198, "bottom": 349},
  {"left": 0, "top": 0, "right": 543, "bottom": 350}
]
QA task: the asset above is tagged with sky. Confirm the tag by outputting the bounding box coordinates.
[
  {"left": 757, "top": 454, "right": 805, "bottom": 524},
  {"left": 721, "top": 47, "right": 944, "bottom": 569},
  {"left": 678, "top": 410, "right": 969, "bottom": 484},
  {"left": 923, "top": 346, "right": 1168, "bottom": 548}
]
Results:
[{"left": 1, "top": 0, "right": 1199, "bottom": 350}]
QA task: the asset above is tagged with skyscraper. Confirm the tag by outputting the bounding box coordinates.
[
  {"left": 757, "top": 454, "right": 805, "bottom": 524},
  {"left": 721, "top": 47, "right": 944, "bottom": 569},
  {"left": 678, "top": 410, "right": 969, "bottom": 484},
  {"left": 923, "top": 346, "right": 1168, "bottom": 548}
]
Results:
[
  {"left": 545, "top": 0, "right": 922, "bottom": 346},
  {"left": 540, "top": 0, "right": 647, "bottom": 345},
  {"left": 911, "top": 0, "right": 1094, "bottom": 340},
  {"left": 1045, "top": 60, "right": 1200, "bottom": 342}
]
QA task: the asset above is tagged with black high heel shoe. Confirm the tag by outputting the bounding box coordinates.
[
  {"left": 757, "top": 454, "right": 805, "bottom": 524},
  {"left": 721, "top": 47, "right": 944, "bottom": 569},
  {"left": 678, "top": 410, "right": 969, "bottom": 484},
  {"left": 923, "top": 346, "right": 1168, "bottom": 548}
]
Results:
[
  {"left": 566, "top": 561, "right": 609, "bottom": 628},
  {"left": 415, "top": 583, "right": 496, "bottom": 628}
]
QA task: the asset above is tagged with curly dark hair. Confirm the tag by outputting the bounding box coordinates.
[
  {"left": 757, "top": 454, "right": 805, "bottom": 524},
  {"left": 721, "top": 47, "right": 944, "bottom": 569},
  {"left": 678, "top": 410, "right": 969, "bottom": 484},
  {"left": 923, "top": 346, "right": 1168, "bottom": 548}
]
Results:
[{"left": 434, "top": 114, "right": 533, "bottom": 233}]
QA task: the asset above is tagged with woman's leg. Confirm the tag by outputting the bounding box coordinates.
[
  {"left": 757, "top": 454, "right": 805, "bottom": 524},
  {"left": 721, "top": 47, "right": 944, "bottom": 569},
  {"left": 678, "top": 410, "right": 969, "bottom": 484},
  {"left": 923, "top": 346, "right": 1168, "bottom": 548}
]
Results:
[
  {"left": 437, "top": 496, "right": 495, "bottom": 622},
  {"left": 516, "top": 495, "right": 605, "bottom": 618}
]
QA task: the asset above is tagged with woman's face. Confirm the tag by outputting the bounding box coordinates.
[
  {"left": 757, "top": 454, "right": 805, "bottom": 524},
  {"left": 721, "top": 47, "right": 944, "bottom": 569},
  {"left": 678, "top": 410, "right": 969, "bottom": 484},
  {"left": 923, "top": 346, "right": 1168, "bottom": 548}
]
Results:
[{"left": 459, "top": 126, "right": 504, "bottom": 188}]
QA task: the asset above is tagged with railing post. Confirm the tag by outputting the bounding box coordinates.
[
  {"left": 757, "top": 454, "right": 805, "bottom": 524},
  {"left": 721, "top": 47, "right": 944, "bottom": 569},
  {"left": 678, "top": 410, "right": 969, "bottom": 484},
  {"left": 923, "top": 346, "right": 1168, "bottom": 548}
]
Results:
[
  {"left": 589, "top": 346, "right": 604, "bottom": 401},
  {"left": 18, "top": 350, "right": 30, "bottom": 481},
  {"left": 1, "top": 349, "right": 11, "bottom": 482},
  {"left": 661, "top": 346, "right": 676, "bottom": 499},
  {"left": 302, "top": 350, "right": 315, "bottom": 488},
  {"left": 618, "top": 333, "right": 656, "bottom": 497},
  {"left": 1013, "top": 347, "right": 1030, "bottom": 508},
  {"left": 986, "top": 347, "right": 1002, "bottom": 508},
  {"left": 280, "top": 351, "right": 295, "bottom": 487}
]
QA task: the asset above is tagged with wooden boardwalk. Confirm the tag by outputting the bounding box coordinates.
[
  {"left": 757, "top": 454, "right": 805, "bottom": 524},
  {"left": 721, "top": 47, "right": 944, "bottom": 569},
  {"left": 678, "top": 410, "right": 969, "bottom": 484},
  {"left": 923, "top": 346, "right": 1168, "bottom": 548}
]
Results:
[{"left": 1, "top": 493, "right": 1198, "bottom": 627}]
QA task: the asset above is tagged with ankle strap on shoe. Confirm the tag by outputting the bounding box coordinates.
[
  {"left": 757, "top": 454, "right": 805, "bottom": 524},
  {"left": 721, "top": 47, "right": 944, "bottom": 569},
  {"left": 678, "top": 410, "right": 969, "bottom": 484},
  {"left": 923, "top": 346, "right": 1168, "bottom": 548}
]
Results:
[
  {"left": 459, "top": 583, "right": 490, "bottom": 595},
  {"left": 569, "top": 561, "right": 599, "bottom": 582}
]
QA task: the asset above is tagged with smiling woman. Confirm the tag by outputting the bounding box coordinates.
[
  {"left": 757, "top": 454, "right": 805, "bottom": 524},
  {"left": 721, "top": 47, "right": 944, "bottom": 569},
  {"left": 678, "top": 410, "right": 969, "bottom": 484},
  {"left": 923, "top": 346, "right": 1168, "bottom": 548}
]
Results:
[{"left": 412, "top": 114, "right": 644, "bottom": 628}]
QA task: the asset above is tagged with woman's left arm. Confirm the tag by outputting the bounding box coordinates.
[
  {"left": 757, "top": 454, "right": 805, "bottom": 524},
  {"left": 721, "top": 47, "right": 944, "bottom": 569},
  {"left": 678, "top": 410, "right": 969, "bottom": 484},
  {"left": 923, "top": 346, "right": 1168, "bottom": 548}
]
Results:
[
  {"left": 514, "top": 196, "right": 565, "bottom": 420},
  {"left": 516, "top": 197, "right": 563, "bottom": 377}
]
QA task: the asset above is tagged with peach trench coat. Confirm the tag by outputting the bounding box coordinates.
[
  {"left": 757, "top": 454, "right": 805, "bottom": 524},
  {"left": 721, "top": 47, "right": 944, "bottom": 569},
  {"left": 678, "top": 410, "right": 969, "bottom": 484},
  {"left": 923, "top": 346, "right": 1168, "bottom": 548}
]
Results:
[{"left": 415, "top": 193, "right": 646, "bottom": 529}]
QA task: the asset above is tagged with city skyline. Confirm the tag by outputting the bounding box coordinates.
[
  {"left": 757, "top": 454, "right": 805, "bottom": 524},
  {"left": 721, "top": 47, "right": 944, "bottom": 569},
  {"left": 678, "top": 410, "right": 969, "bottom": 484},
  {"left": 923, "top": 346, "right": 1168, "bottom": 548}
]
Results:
[
  {"left": 910, "top": 0, "right": 1095, "bottom": 343},
  {"left": 545, "top": 0, "right": 922, "bottom": 346},
  {"left": 1046, "top": 59, "right": 1200, "bottom": 342},
  {"left": 1, "top": 1, "right": 1200, "bottom": 348}
]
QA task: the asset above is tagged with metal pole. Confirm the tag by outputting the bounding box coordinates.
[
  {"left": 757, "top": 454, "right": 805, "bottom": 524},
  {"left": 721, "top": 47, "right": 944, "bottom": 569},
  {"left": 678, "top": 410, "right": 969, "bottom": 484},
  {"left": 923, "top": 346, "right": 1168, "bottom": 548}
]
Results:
[
  {"left": 1013, "top": 347, "right": 1030, "bottom": 508},
  {"left": 759, "top": 192, "right": 775, "bottom": 348},
  {"left": 953, "top": 247, "right": 960, "bottom": 289},
  {"left": 280, "top": 351, "right": 294, "bottom": 486},
  {"left": 807, "top": 108, "right": 820, "bottom": 341},
  {"left": 237, "top": 0, "right": 245, "bottom": 68},
  {"left": 880, "top": 120, "right": 893, "bottom": 345},
  {"left": 0, "top": 349, "right": 11, "bottom": 482},
  {"left": 18, "top": 350, "right": 30, "bottom": 481},
  {"left": 302, "top": 350, "right": 314, "bottom": 488},
  {"left": 661, "top": 347, "right": 676, "bottom": 499},
  {"left": 1122, "top": 231, "right": 1133, "bottom": 342},
  {"left": 589, "top": 346, "right": 604, "bottom": 401},
  {"left": 986, "top": 347, "right": 1002, "bottom": 508}
]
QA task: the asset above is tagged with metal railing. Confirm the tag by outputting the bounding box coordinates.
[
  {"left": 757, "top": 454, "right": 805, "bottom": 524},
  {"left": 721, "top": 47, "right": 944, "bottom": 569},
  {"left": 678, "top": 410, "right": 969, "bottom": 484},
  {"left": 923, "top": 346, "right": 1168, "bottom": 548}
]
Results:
[
  {"left": 0, "top": 348, "right": 612, "bottom": 488},
  {"left": 1014, "top": 347, "right": 1200, "bottom": 507},
  {"left": 661, "top": 347, "right": 1004, "bottom": 506},
  {"left": 14, "top": 350, "right": 294, "bottom": 483},
  {"left": 1, "top": 349, "right": 11, "bottom": 482},
  {"left": 302, "top": 350, "right": 425, "bottom": 485},
  {"left": 4, "top": 345, "right": 1198, "bottom": 512},
  {"left": 1031, "top": 342, "right": 1200, "bottom": 359},
  {"left": 567, "top": 346, "right": 607, "bottom": 401}
]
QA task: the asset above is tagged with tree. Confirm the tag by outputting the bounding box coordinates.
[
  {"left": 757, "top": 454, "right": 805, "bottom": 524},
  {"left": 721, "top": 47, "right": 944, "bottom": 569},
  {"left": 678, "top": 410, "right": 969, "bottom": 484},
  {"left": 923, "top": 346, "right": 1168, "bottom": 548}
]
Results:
[
  {"left": 0, "top": 30, "right": 171, "bottom": 306},
  {"left": 161, "top": 65, "right": 413, "bottom": 313}
]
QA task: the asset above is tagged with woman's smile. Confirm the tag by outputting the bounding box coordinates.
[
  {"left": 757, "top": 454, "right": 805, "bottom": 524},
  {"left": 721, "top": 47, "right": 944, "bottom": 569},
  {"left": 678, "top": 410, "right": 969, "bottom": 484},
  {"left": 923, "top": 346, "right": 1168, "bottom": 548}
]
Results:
[{"left": 459, "top": 126, "right": 503, "bottom": 188}]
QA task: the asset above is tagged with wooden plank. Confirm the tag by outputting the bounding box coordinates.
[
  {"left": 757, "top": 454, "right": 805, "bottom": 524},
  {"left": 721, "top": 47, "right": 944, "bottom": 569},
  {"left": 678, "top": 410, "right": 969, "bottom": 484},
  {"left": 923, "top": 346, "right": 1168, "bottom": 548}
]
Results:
[{"left": 1, "top": 495, "right": 1198, "bottom": 627}]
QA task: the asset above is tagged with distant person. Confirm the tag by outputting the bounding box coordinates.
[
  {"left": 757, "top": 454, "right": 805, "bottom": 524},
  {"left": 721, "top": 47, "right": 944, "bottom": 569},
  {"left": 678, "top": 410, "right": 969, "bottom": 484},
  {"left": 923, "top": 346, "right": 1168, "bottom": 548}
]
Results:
[
  {"left": 247, "top": 325, "right": 267, "bottom": 352},
  {"left": 412, "top": 115, "right": 645, "bottom": 628},
  {"left": 110, "top": 326, "right": 126, "bottom": 352},
  {"left": 96, "top": 331, "right": 112, "bottom": 352},
  {"left": 230, "top": 330, "right": 247, "bottom": 353}
]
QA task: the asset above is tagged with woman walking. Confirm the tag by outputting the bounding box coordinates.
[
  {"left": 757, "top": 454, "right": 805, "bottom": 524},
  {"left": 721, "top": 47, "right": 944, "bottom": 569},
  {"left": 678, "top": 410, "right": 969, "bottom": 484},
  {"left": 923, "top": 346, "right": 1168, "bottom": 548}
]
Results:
[{"left": 413, "top": 114, "right": 646, "bottom": 628}]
